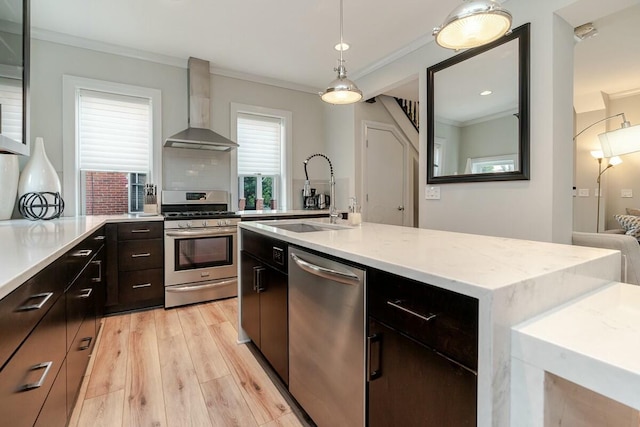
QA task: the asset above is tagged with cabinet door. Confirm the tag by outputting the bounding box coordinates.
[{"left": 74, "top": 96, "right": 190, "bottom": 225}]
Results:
[
  {"left": 35, "top": 358, "right": 67, "bottom": 427},
  {"left": 91, "top": 245, "right": 105, "bottom": 332},
  {"left": 67, "top": 317, "right": 95, "bottom": 418},
  {"left": 0, "top": 294, "right": 66, "bottom": 427},
  {"left": 240, "top": 251, "right": 262, "bottom": 347},
  {"left": 66, "top": 262, "right": 96, "bottom": 353},
  {"left": 368, "top": 319, "right": 477, "bottom": 426},
  {"left": 259, "top": 266, "right": 288, "bottom": 384}
]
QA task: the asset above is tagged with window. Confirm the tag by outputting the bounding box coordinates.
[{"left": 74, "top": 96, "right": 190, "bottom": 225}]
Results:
[
  {"left": 63, "top": 76, "right": 161, "bottom": 216},
  {"left": 464, "top": 154, "right": 517, "bottom": 174},
  {"left": 232, "top": 104, "right": 292, "bottom": 210}
]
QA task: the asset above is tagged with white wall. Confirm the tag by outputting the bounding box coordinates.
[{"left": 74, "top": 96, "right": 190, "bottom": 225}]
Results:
[
  {"left": 459, "top": 115, "right": 519, "bottom": 172},
  {"left": 29, "top": 39, "right": 326, "bottom": 211},
  {"left": 434, "top": 121, "right": 461, "bottom": 175},
  {"left": 355, "top": 0, "right": 579, "bottom": 244},
  {"left": 30, "top": 39, "right": 187, "bottom": 188},
  {"left": 324, "top": 104, "right": 356, "bottom": 211}
]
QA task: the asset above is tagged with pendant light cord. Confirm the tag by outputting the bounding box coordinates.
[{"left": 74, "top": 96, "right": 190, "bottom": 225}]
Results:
[{"left": 339, "top": 0, "right": 344, "bottom": 64}]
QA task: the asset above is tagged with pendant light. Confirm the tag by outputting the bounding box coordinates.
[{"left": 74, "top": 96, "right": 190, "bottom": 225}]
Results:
[
  {"left": 433, "top": 0, "right": 512, "bottom": 50},
  {"left": 320, "top": 0, "right": 362, "bottom": 104}
]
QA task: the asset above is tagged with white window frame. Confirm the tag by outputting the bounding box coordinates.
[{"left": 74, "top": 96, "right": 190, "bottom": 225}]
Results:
[
  {"left": 230, "top": 102, "right": 292, "bottom": 210},
  {"left": 62, "top": 76, "right": 162, "bottom": 216}
]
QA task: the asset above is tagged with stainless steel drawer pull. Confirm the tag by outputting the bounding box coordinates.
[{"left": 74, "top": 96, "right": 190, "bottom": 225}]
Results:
[
  {"left": 132, "top": 283, "right": 152, "bottom": 289},
  {"left": 131, "top": 252, "right": 151, "bottom": 258},
  {"left": 94, "top": 235, "right": 106, "bottom": 241},
  {"left": 130, "top": 228, "right": 150, "bottom": 233},
  {"left": 78, "top": 288, "right": 93, "bottom": 299},
  {"left": 17, "top": 292, "right": 53, "bottom": 311},
  {"left": 73, "top": 249, "right": 92, "bottom": 257},
  {"left": 79, "top": 336, "right": 93, "bottom": 351},
  {"left": 91, "top": 260, "right": 102, "bottom": 283},
  {"left": 20, "top": 361, "right": 53, "bottom": 391},
  {"left": 386, "top": 300, "right": 437, "bottom": 322}
]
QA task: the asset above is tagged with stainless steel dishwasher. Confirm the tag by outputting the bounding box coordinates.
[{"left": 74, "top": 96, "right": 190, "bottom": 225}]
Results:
[{"left": 288, "top": 247, "right": 366, "bottom": 427}]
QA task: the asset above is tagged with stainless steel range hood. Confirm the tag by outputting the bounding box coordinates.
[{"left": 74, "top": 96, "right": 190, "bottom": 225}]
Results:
[{"left": 165, "top": 57, "right": 239, "bottom": 151}]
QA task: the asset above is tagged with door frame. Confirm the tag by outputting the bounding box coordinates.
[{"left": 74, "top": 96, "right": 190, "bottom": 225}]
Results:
[{"left": 361, "top": 120, "right": 414, "bottom": 227}]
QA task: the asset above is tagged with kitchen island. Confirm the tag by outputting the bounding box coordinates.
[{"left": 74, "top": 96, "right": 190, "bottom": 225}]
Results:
[{"left": 238, "top": 218, "right": 621, "bottom": 427}]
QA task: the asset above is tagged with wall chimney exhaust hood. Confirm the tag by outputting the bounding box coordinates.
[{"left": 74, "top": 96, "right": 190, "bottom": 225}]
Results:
[{"left": 165, "top": 57, "right": 239, "bottom": 151}]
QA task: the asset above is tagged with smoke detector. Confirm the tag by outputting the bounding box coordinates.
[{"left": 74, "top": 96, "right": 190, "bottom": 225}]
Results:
[{"left": 574, "top": 22, "right": 598, "bottom": 41}]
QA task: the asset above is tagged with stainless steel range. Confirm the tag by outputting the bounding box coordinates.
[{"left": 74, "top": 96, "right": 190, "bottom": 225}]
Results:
[{"left": 162, "top": 190, "right": 239, "bottom": 308}]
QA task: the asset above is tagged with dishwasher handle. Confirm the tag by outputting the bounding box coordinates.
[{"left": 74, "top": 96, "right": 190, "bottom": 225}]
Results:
[{"left": 290, "top": 252, "right": 361, "bottom": 286}]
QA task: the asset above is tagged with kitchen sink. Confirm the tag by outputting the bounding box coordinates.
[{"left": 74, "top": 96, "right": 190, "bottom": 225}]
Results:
[{"left": 265, "top": 221, "right": 351, "bottom": 233}]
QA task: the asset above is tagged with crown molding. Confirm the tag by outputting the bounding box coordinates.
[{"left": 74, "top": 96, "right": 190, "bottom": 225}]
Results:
[
  {"left": 608, "top": 87, "right": 640, "bottom": 100},
  {"left": 209, "top": 67, "right": 318, "bottom": 95}
]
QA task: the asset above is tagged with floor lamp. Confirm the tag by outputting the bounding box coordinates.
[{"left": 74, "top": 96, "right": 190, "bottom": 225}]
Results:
[
  {"left": 575, "top": 113, "right": 640, "bottom": 233},
  {"left": 591, "top": 151, "right": 621, "bottom": 233}
]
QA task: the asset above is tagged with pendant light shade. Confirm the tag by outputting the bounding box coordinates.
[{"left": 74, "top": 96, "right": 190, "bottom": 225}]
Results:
[
  {"left": 320, "top": 0, "right": 362, "bottom": 105},
  {"left": 433, "top": 0, "right": 512, "bottom": 50}
]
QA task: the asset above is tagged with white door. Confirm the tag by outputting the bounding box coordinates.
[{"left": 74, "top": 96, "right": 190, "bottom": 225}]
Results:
[{"left": 365, "top": 126, "right": 406, "bottom": 226}]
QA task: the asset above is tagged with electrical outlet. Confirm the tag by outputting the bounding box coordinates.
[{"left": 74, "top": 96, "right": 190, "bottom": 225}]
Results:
[
  {"left": 425, "top": 186, "right": 440, "bottom": 200},
  {"left": 622, "top": 189, "right": 633, "bottom": 198},
  {"left": 578, "top": 188, "right": 589, "bottom": 197}
]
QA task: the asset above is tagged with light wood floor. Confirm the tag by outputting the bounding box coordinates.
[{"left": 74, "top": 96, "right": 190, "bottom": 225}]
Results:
[{"left": 70, "top": 298, "right": 305, "bottom": 427}]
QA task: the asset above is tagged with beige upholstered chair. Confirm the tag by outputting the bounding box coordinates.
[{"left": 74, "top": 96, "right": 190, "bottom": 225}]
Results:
[{"left": 572, "top": 231, "right": 640, "bottom": 285}]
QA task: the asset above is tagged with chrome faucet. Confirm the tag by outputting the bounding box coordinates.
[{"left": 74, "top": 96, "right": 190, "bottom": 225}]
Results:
[{"left": 304, "top": 153, "right": 339, "bottom": 223}]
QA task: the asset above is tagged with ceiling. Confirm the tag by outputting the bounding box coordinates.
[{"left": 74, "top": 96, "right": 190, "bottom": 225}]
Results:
[
  {"left": 26, "top": 0, "right": 640, "bottom": 110},
  {"left": 30, "top": 0, "right": 457, "bottom": 93}
]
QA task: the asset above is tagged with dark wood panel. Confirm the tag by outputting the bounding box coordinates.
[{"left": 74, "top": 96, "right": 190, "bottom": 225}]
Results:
[
  {"left": 117, "top": 221, "right": 163, "bottom": 240},
  {"left": 67, "top": 317, "right": 96, "bottom": 418},
  {"left": 105, "top": 223, "right": 119, "bottom": 307},
  {"left": 66, "top": 227, "right": 105, "bottom": 285},
  {"left": 368, "top": 319, "right": 476, "bottom": 426},
  {"left": 368, "top": 268, "right": 478, "bottom": 370},
  {"left": 66, "top": 263, "right": 96, "bottom": 353},
  {"left": 0, "top": 259, "right": 64, "bottom": 369},
  {"left": 240, "top": 252, "right": 261, "bottom": 347},
  {"left": 241, "top": 229, "right": 288, "bottom": 272},
  {"left": 118, "top": 239, "right": 163, "bottom": 271},
  {"left": 35, "top": 358, "right": 67, "bottom": 427},
  {"left": 258, "top": 265, "right": 288, "bottom": 385},
  {"left": 118, "top": 268, "right": 164, "bottom": 304},
  {"left": 0, "top": 294, "right": 66, "bottom": 427}
]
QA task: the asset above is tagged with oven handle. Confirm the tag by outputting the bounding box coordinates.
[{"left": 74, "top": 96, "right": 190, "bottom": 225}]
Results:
[
  {"left": 165, "top": 278, "right": 237, "bottom": 292},
  {"left": 165, "top": 228, "right": 237, "bottom": 237}
]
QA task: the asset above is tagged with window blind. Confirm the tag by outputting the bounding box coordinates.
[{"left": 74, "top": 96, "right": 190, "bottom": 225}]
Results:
[
  {"left": 0, "top": 78, "right": 23, "bottom": 142},
  {"left": 78, "top": 89, "right": 151, "bottom": 173},
  {"left": 237, "top": 113, "right": 282, "bottom": 175}
]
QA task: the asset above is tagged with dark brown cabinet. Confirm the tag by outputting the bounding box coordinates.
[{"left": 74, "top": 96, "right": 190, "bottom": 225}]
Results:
[
  {"left": 240, "top": 230, "right": 289, "bottom": 384},
  {"left": 367, "top": 268, "right": 479, "bottom": 426},
  {"left": 105, "top": 221, "right": 164, "bottom": 313},
  {"left": 0, "top": 226, "right": 105, "bottom": 427}
]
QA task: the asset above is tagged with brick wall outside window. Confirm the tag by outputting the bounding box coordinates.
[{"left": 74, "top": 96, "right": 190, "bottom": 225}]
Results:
[{"left": 84, "top": 171, "right": 129, "bottom": 215}]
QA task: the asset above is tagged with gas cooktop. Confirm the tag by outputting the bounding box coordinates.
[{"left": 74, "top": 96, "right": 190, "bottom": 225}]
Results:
[{"left": 161, "top": 190, "right": 239, "bottom": 220}]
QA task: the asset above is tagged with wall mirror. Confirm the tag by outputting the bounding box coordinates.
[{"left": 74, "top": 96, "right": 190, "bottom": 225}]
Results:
[
  {"left": 0, "top": 0, "right": 29, "bottom": 155},
  {"left": 427, "top": 23, "right": 529, "bottom": 184}
]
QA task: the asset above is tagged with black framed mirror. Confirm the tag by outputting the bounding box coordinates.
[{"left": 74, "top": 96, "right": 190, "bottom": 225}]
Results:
[
  {"left": 0, "top": 0, "right": 29, "bottom": 155},
  {"left": 427, "top": 23, "right": 529, "bottom": 184}
]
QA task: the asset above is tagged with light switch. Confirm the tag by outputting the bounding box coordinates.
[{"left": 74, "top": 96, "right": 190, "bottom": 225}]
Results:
[
  {"left": 578, "top": 189, "right": 589, "bottom": 197},
  {"left": 425, "top": 186, "right": 440, "bottom": 200},
  {"left": 622, "top": 189, "right": 633, "bottom": 198}
]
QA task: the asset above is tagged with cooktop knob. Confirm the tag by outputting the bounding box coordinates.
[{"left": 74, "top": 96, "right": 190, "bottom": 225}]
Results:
[
  {"left": 225, "top": 219, "right": 231, "bottom": 226},
  {"left": 217, "top": 219, "right": 223, "bottom": 226},
  {"left": 202, "top": 220, "right": 208, "bottom": 227}
]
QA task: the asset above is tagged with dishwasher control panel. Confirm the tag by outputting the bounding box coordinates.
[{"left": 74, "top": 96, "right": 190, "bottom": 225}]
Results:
[{"left": 272, "top": 246, "right": 285, "bottom": 265}]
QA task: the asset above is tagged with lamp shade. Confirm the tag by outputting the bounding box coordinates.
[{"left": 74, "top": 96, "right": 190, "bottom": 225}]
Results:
[
  {"left": 433, "top": 0, "right": 512, "bottom": 50},
  {"left": 599, "top": 124, "right": 640, "bottom": 157},
  {"left": 321, "top": 75, "right": 363, "bottom": 104}
]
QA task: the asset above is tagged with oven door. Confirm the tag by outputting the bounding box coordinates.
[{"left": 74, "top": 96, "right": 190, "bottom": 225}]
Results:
[{"left": 165, "top": 226, "right": 238, "bottom": 286}]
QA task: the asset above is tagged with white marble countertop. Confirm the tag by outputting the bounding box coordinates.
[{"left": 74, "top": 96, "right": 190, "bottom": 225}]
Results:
[
  {"left": 0, "top": 214, "right": 163, "bottom": 300},
  {"left": 512, "top": 282, "right": 640, "bottom": 412},
  {"left": 240, "top": 218, "right": 619, "bottom": 298}
]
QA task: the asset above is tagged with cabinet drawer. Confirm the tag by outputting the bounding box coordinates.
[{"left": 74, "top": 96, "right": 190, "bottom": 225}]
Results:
[
  {"left": 118, "top": 268, "right": 164, "bottom": 304},
  {"left": 118, "top": 239, "right": 163, "bottom": 271},
  {"left": 35, "top": 358, "right": 67, "bottom": 427},
  {"left": 0, "top": 260, "right": 64, "bottom": 369},
  {"left": 67, "top": 316, "right": 96, "bottom": 417},
  {"left": 66, "top": 263, "right": 97, "bottom": 352},
  {"left": 241, "top": 229, "right": 288, "bottom": 272},
  {"left": 0, "top": 294, "right": 66, "bottom": 427},
  {"left": 117, "top": 222, "right": 163, "bottom": 240},
  {"left": 66, "top": 227, "right": 105, "bottom": 284},
  {"left": 368, "top": 268, "right": 478, "bottom": 371}
]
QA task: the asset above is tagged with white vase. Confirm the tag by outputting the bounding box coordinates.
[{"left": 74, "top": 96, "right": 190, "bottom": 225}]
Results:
[
  {"left": 0, "top": 154, "right": 19, "bottom": 219},
  {"left": 18, "top": 137, "right": 61, "bottom": 197}
]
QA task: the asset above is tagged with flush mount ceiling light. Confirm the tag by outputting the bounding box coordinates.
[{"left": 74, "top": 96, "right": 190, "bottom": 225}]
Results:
[
  {"left": 480, "top": 90, "right": 493, "bottom": 96},
  {"left": 320, "top": 0, "right": 362, "bottom": 105},
  {"left": 433, "top": 0, "right": 512, "bottom": 50}
]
